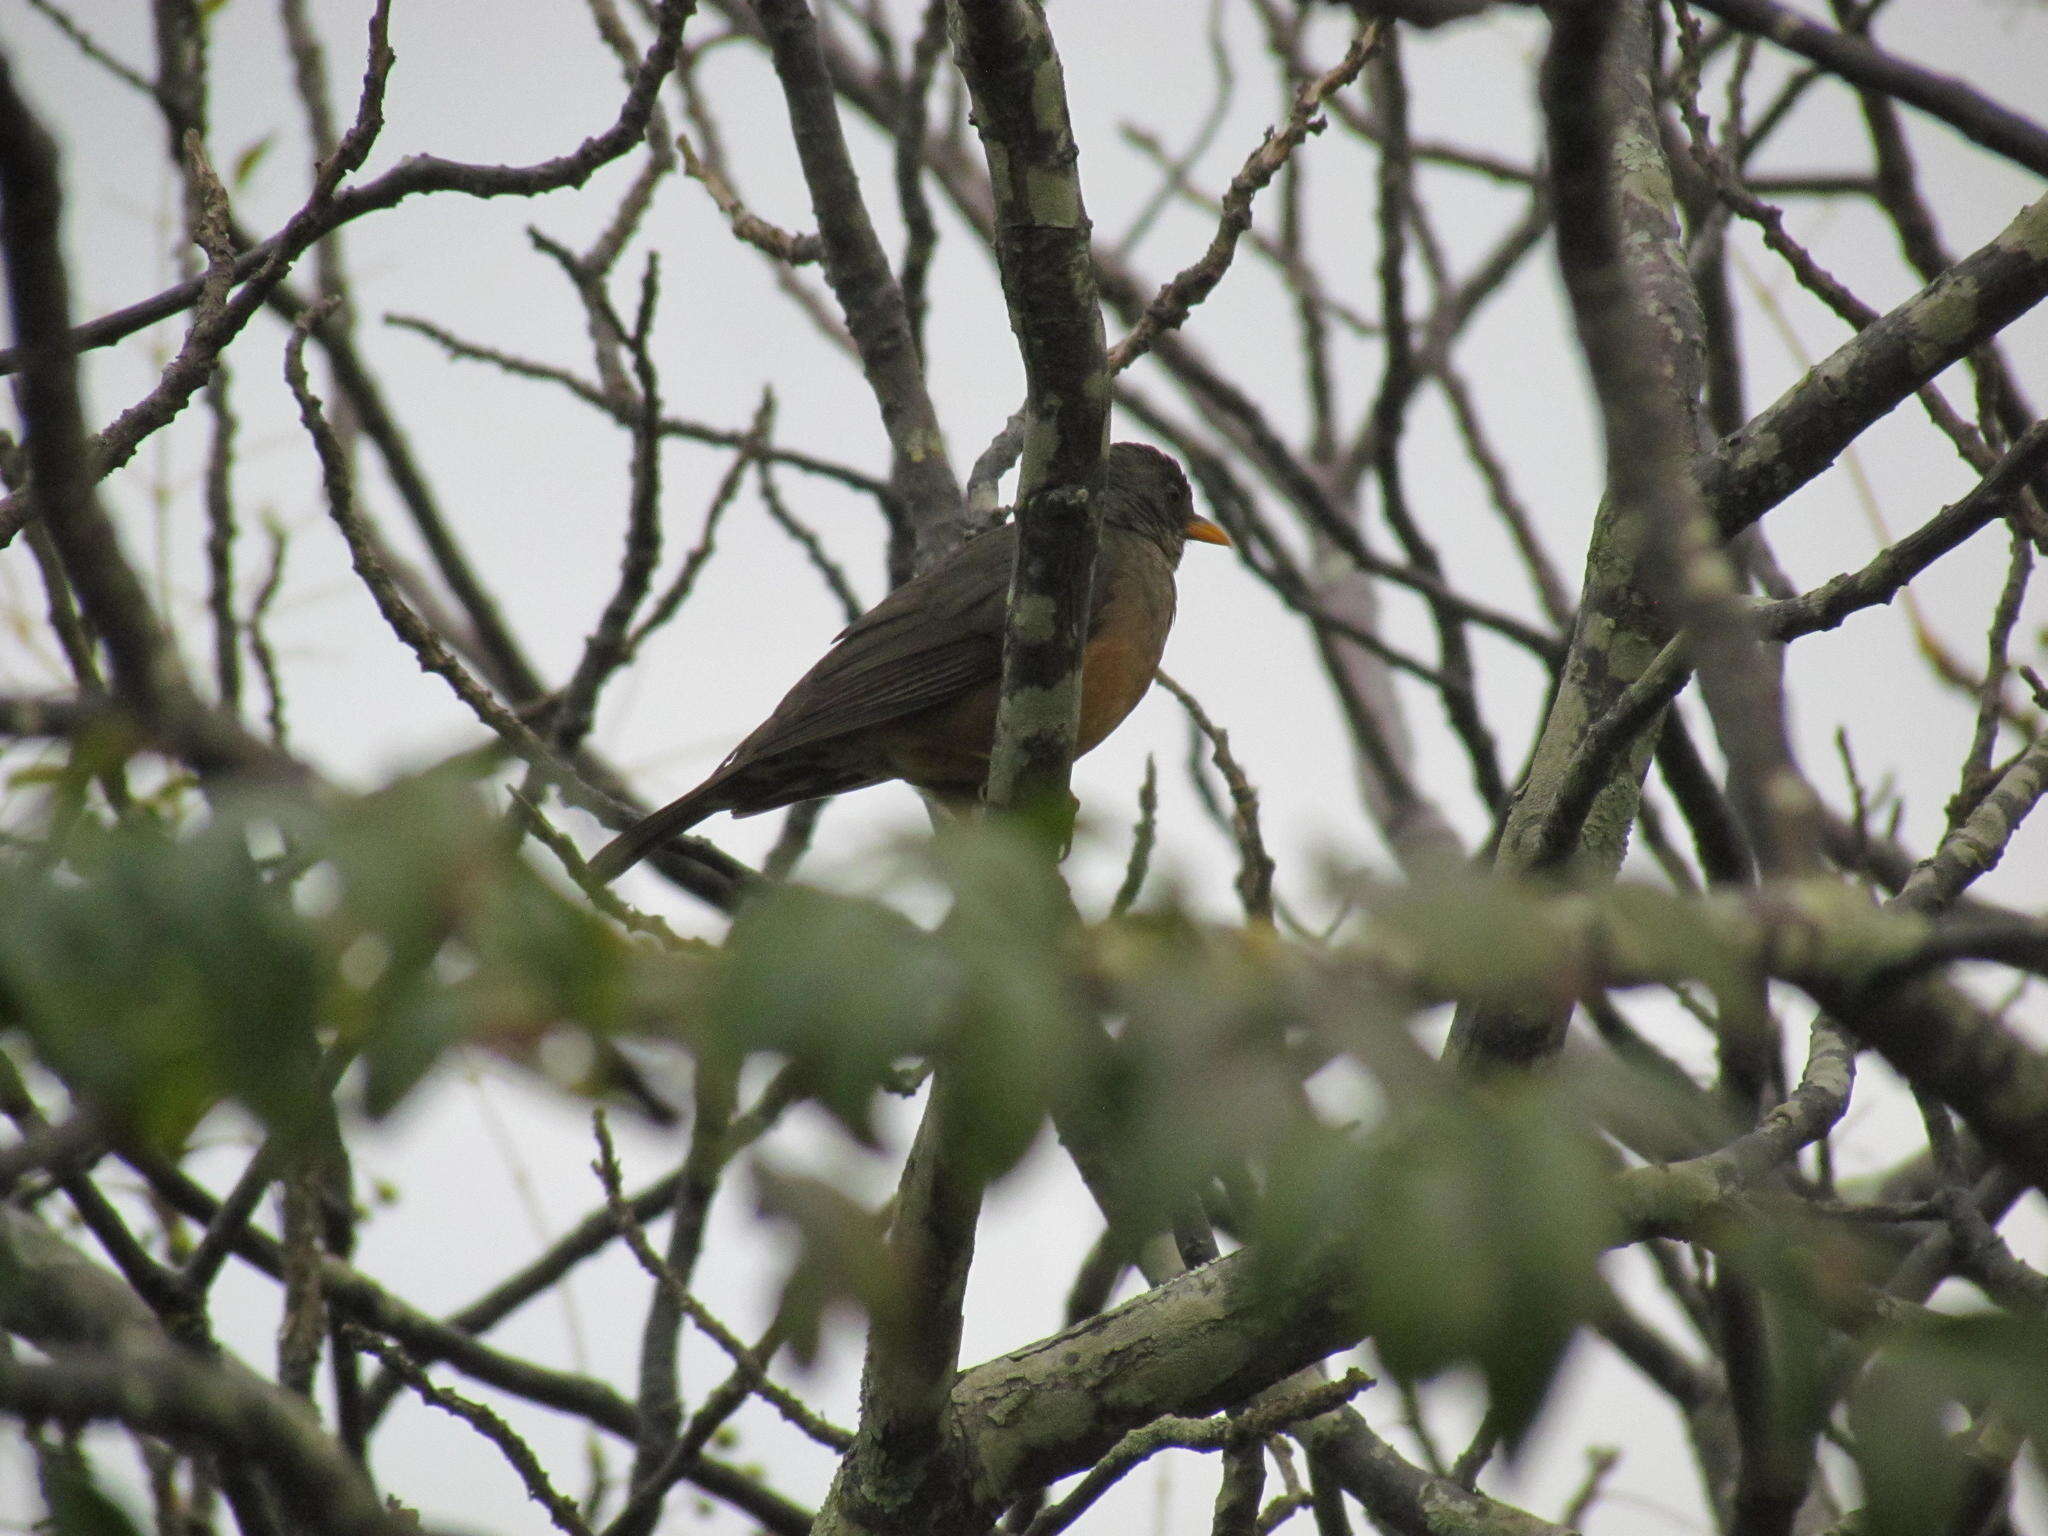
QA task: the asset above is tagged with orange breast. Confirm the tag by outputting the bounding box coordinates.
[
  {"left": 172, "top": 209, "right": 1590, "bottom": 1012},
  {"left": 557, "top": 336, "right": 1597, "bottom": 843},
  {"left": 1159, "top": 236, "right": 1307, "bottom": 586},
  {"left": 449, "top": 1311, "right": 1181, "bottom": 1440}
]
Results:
[
  {"left": 881, "top": 543, "right": 1174, "bottom": 794},
  {"left": 1076, "top": 630, "right": 1163, "bottom": 755},
  {"left": 1077, "top": 543, "right": 1175, "bottom": 754}
]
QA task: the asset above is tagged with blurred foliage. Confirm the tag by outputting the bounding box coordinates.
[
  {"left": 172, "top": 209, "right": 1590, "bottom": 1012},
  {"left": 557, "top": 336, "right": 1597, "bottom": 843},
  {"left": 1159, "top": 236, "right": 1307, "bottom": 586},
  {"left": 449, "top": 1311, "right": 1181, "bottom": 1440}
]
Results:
[
  {"left": 1846, "top": 1312, "right": 2048, "bottom": 1536},
  {"left": 1251, "top": 1080, "right": 1619, "bottom": 1453},
  {"left": 1087, "top": 913, "right": 1321, "bottom": 1231},
  {"left": 4, "top": 760, "right": 2044, "bottom": 1502},
  {"left": 1, "top": 793, "right": 328, "bottom": 1151},
  {"left": 752, "top": 1164, "right": 908, "bottom": 1369},
  {"left": 1340, "top": 873, "right": 1925, "bottom": 1020},
  {"left": 36, "top": 1440, "right": 145, "bottom": 1536},
  {"left": 0, "top": 760, "right": 637, "bottom": 1145},
  {"left": 918, "top": 821, "right": 1084, "bottom": 1181},
  {"left": 713, "top": 881, "right": 946, "bottom": 1143}
]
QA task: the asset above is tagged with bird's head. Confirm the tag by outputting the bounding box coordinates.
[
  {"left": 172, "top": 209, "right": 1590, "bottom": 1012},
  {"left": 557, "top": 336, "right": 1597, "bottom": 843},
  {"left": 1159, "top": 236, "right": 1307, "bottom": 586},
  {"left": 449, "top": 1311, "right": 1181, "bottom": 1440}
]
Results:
[{"left": 1096, "top": 442, "right": 1232, "bottom": 557}]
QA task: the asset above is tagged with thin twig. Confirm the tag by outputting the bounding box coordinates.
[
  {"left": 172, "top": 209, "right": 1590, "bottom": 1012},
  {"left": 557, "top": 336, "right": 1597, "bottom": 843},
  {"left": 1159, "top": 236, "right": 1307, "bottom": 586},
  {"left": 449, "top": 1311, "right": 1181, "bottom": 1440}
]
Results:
[
  {"left": 385, "top": 312, "right": 888, "bottom": 498},
  {"left": 352, "top": 1332, "right": 595, "bottom": 1536},
  {"left": 247, "top": 520, "right": 292, "bottom": 748},
  {"left": 1107, "top": 26, "right": 1378, "bottom": 375},
  {"left": 756, "top": 453, "right": 864, "bottom": 622},
  {"left": 1021, "top": 1373, "right": 1372, "bottom": 1536},
  {"left": 1157, "top": 672, "right": 1274, "bottom": 924},
  {"left": 22, "top": 0, "right": 155, "bottom": 94},
  {"left": 678, "top": 131, "right": 823, "bottom": 263},
  {"left": 589, "top": 1116, "right": 851, "bottom": 1453},
  {"left": 0, "top": 0, "right": 694, "bottom": 384},
  {"left": 628, "top": 396, "right": 774, "bottom": 653},
  {"left": 1110, "top": 756, "right": 1159, "bottom": 918}
]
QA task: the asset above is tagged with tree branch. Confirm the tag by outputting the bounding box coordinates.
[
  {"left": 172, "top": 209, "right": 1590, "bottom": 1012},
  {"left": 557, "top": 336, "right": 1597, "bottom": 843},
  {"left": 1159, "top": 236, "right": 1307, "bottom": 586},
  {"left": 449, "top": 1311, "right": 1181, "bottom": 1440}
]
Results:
[
  {"left": 753, "top": 0, "right": 965, "bottom": 567},
  {"left": 1686, "top": 0, "right": 2048, "bottom": 179},
  {"left": 0, "top": 48, "right": 300, "bottom": 782},
  {"left": 950, "top": 0, "right": 1112, "bottom": 821}
]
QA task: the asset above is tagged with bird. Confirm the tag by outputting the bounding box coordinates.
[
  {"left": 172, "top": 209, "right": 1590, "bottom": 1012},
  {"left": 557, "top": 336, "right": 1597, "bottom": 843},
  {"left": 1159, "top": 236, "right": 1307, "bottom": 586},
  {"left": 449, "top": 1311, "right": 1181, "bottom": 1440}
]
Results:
[{"left": 588, "top": 442, "right": 1228, "bottom": 882}]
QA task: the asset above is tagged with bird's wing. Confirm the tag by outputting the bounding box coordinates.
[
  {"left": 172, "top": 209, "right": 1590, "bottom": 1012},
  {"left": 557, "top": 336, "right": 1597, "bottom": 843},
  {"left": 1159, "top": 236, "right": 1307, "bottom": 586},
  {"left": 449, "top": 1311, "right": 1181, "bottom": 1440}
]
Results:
[{"left": 716, "top": 528, "right": 1017, "bottom": 765}]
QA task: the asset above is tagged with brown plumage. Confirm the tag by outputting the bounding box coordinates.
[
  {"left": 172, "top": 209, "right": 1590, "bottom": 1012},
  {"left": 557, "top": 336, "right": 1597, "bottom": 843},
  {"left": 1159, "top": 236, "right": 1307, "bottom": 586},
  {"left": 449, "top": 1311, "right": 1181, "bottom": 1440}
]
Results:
[{"left": 588, "top": 443, "right": 1226, "bottom": 882}]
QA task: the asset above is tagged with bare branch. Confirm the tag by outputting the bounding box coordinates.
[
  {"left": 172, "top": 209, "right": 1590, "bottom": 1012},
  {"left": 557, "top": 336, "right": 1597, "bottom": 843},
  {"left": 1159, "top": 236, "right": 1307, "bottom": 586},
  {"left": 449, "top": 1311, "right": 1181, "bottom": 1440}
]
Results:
[
  {"left": 1105, "top": 26, "right": 1378, "bottom": 375},
  {"left": 0, "top": 50, "right": 298, "bottom": 781},
  {"left": 679, "top": 130, "right": 824, "bottom": 263},
  {"left": 1687, "top": 0, "right": 2048, "bottom": 179},
  {"left": 0, "top": 0, "right": 695, "bottom": 383},
  {"left": 754, "top": 0, "right": 965, "bottom": 563}
]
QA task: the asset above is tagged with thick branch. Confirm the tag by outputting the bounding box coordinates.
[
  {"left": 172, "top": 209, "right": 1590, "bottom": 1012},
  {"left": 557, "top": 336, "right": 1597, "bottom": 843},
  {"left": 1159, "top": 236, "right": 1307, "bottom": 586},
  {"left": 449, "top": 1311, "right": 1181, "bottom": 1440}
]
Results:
[
  {"left": 1705, "top": 191, "right": 2048, "bottom": 539},
  {"left": 753, "top": 0, "right": 964, "bottom": 566},
  {"left": 949, "top": 0, "right": 1111, "bottom": 819},
  {"left": 1455, "top": 0, "right": 1705, "bottom": 1067}
]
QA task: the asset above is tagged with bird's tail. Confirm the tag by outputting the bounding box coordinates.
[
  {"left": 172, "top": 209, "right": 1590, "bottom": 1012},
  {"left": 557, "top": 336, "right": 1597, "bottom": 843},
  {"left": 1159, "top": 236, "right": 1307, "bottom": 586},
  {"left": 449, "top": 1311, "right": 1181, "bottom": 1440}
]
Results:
[{"left": 586, "top": 787, "right": 722, "bottom": 883}]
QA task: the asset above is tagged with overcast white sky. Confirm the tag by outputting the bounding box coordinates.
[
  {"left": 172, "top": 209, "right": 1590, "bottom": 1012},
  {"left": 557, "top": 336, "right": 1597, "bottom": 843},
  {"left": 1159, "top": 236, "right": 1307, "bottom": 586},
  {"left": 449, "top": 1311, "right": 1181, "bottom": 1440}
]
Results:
[{"left": 4, "top": 0, "right": 2048, "bottom": 1531}]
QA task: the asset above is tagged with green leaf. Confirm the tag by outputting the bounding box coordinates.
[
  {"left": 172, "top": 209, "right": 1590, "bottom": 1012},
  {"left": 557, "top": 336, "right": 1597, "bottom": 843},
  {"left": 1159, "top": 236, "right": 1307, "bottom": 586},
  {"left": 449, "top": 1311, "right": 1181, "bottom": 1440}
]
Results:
[
  {"left": 39, "top": 1442, "right": 145, "bottom": 1536},
  {"left": 1717, "top": 1210, "right": 1873, "bottom": 1448},
  {"left": 922, "top": 821, "right": 1082, "bottom": 1182},
  {"left": 231, "top": 133, "right": 274, "bottom": 189},
  {"left": 1846, "top": 1311, "right": 2048, "bottom": 1536},
  {"left": 1090, "top": 914, "right": 1309, "bottom": 1225},
  {"left": 468, "top": 857, "right": 631, "bottom": 1033},
  {"left": 0, "top": 813, "right": 328, "bottom": 1150},
  {"left": 359, "top": 987, "right": 460, "bottom": 1120},
  {"left": 1253, "top": 1081, "right": 1617, "bottom": 1454},
  {"left": 1847, "top": 1353, "right": 1968, "bottom": 1536},
  {"left": 1599, "top": 882, "right": 1762, "bottom": 1042},
  {"left": 714, "top": 884, "right": 950, "bottom": 1142},
  {"left": 316, "top": 766, "right": 508, "bottom": 985},
  {"left": 0, "top": 761, "right": 675, "bottom": 1138},
  {"left": 305, "top": 767, "right": 527, "bottom": 1110},
  {"left": 1351, "top": 877, "right": 1774, "bottom": 1026},
  {"left": 752, "top": 1165, "right": 906, "bottom": 1368}
]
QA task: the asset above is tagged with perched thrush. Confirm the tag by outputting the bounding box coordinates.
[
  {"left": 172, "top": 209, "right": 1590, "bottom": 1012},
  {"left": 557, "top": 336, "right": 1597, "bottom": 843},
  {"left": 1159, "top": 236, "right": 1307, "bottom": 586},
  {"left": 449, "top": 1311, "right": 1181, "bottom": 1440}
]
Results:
[{"left": 589, "top": 442, "right": 1226, "bottom": 881}]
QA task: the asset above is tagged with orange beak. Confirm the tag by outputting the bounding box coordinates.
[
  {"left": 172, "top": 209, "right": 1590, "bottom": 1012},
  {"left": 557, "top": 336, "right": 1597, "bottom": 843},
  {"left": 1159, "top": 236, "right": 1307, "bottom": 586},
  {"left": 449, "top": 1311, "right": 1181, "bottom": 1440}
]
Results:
[{"left": 1185, "top": 517, "right": 1232, "bottom": 547}]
